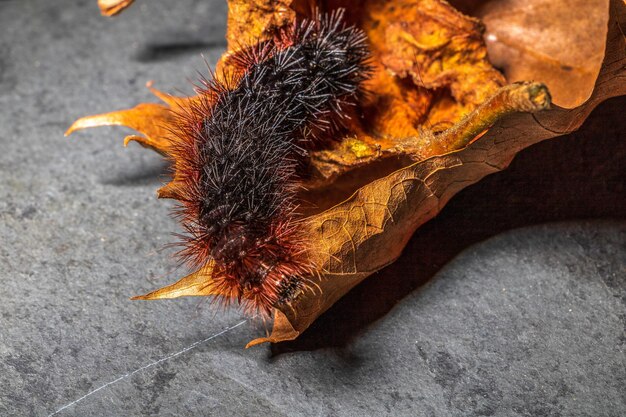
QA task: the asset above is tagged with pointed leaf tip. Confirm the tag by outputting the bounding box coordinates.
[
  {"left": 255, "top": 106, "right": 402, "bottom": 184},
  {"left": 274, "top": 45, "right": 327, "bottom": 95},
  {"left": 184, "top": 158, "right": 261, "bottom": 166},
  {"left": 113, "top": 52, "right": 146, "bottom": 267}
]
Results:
[
  {"left": 245, "top": 309, "right": 301, "bottom": 347},
  {"left": 132, "top": 263, "right": 221, "bottom": 300},
  {"left": 65, "top": 104, "right": 174, "bottom": 154},
  {"left": 157, "top": 181, "right": 184, "bottom": 199},
  {"left": 98, "top": 0, "right": 135, "bottom": 16}
]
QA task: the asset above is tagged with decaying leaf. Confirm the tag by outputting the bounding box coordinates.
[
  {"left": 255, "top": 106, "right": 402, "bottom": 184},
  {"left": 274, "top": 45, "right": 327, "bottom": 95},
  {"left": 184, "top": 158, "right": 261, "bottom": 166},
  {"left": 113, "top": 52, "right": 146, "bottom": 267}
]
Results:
[{"left": 72, "top": 0, "right": 625, "bottom": 345}]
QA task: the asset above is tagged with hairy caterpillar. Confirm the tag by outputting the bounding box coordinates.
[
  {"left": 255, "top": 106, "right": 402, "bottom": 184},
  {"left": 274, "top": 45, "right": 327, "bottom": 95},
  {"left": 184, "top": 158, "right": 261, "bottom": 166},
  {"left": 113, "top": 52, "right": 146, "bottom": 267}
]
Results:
[{"left": 170, "top": 10, "right": 371, "bottom": 315}]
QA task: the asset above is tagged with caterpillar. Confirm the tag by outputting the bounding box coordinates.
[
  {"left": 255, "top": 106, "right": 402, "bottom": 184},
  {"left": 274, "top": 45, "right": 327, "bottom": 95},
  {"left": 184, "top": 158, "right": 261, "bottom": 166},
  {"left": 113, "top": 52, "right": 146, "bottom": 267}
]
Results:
[{"left": 170, "top": 9, "right": 371, "bottom": 316}]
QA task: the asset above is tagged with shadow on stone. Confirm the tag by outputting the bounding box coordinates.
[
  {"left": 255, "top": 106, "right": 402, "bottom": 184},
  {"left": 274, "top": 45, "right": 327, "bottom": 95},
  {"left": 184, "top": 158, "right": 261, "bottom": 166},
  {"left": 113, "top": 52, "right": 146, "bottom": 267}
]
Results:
[
  {"left": 134, "top": 40, "right": 226, "bottom": 63},
  {"left": 101, "top": 159, "right": 171, "bottom": 187}
]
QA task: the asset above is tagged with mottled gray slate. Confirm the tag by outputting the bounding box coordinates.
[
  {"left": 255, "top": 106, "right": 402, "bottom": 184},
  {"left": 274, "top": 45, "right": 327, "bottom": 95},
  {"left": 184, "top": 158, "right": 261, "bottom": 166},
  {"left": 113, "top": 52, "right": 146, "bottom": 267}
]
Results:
[{"left": 0, "top": 1, "right": 624, "bottom": 416}]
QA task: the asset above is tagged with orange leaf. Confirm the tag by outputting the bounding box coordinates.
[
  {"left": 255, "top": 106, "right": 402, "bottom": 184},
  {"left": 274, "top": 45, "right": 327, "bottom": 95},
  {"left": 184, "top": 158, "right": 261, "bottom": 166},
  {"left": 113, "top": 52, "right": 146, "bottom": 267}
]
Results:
[
  {"left": 248, "top": 81, "right": 552, "bottom": 345},
  {"left": 65, "top": 82, "right": 202, "bottom": 156},
  {"left": 131, "top": 262, "right": 221, "bottom": 300},
  {"left": 66, "top": 103, "right": 172, "bottom": 154},
  {"left": 97, "top": 0, "right": 135, "bottom": 16}
]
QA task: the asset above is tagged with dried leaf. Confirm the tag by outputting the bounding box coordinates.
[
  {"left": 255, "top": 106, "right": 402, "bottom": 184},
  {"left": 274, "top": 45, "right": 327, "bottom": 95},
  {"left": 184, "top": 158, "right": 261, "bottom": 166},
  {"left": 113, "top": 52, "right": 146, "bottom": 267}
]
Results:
[
  {"left": 248, "top": 81, "right": 552, "bottom": 346},
  {"left": 66, "top": 102, "right": 172, "bottom": 154},
  {"left": 70, "top": 0, "right": 625, "bottom": 346},
  {"left": 131, "top": 262, "right": 219, "bottom": 299},
  {"left": 65, "top": 82, "right": 201, "bottom": 155},
  {"left": 366, "top": 0, "right": 506, "bottom": 122},
  {"left": 98, "top": 0, "right": 135, "bottom": 16},
  {"left": 477, "top": 0, "right": 610, "bottom": 109},
  {"left": 248, "top": 0, "right": 625, "bottom": 344},
  {"left": 331, "top": 0, "right": 507, "bottom": 163}
]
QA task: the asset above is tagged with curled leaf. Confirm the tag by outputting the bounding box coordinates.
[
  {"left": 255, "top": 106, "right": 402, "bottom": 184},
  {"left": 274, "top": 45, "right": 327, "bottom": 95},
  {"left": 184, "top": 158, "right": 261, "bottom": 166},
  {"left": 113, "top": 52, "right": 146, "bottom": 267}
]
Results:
[
  {"left": 247, "top": 81, "right": 553, "bottom": 346},
  {"left": 249, "top": 0, "right": 625, "bottom": 343},
  {"left": 69, "top": 0, "right": 625, "bottom": 346},
  {"left": 65, "top": 81, "right": 202, "bottom": 155}
]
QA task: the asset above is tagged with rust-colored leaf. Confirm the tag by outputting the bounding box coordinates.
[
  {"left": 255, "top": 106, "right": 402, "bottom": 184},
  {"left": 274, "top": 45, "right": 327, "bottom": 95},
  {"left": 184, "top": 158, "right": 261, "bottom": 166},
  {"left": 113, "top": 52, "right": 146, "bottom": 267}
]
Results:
[
  {"left": 65, "top": 82, "right": 202, "bottom": 155},
  {"left": 249, "top": 0, "right": 625, "bottom": 344},
  {"left": 98, "top": 0, "right": 135, "bottom": 16},
  {"left": 328, "top": 0, "right": 507, "bottom": 167},
  {"left": 66, "top": 102, "right": 172, "bottom": 154},
  {"left": 477, "top": 0, "right": 610, "bottom": 109},
  {"left": 248, "top": 81, "right": 553, "bottom": 346},
  {"left": 71, "top": 0, "right": 625, "bottom": 346},
  {"left": 365, "top": 0, "right": 506, "bottom": 125},
  {"left": 131, "top": 262, "right": 220, "bottom": 299}
]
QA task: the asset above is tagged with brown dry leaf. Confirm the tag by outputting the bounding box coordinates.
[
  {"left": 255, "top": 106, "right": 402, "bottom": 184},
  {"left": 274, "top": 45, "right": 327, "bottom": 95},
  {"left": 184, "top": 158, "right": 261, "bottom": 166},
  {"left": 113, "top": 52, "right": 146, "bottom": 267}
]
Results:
[
  {"left": 66, "top": 102, "right": 171, "bottom": 154},
  {"left": 98, "top": 0, "right": 135, "bottom": 16},
  {"left": 248, "top": 81, "right": 552, "bottom": 346},
  {"left": 65, "top": 82, "right": 201, "bottom": 155},
  {"left": 131, "top": 262, "right": 220, "bottom": 299},
  {"left": 477, "top": 0, "right": 611, "bottom": 109},
  {"left": 69, "top": 0, "right": 624, "bottom": 346},
  {"left": 249, "top": 0, "right": 625, "bottom": 345}
]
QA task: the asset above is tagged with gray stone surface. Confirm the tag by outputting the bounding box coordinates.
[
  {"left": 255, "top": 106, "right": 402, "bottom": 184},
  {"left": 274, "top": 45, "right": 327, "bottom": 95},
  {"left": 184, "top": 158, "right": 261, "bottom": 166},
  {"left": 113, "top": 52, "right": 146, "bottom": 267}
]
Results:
[{"left": 0, "top": 1, "right": 624, "bottom": 416}]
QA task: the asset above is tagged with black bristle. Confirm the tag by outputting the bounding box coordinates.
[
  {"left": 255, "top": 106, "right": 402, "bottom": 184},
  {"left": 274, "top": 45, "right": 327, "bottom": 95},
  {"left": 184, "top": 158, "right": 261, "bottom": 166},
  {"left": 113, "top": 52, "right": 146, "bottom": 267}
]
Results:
[{"left": 177, "top": 9, "right": 371, "bottom": 312}]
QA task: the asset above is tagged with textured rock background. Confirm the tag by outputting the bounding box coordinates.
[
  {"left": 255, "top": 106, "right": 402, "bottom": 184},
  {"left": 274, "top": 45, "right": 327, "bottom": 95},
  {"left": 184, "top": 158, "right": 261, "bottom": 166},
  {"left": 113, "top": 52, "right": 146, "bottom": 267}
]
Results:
[{"left": 0, "top": 1, "right": 624, "bottom": 416}]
